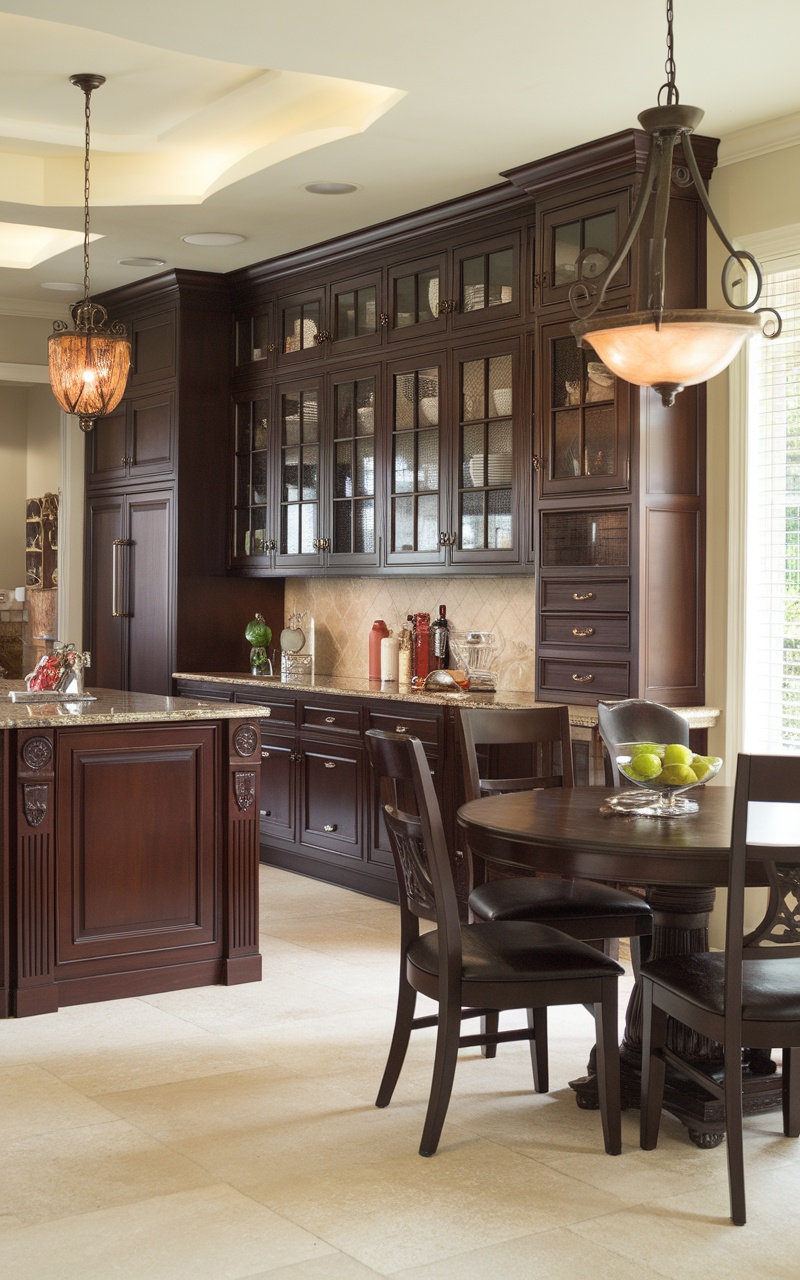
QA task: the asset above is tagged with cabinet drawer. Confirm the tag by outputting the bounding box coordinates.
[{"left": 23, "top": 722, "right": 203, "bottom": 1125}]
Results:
[
  {"left": 301, "top": 703, "right": 361, "bottom": 736},
  {"left": 235, "top": 690, "right": 296, "bottom": 729},
  {"left": 367, "top": 709, "right": 442, "bottom": 749},
  {"left": 175, "top": 682, "right": 233, "bottom": 703},
  {"left": 539, "top": 658, "right": 629, "bottom": 699},
  {"left": 540, "top": 578, "right": 629, "bottom": 613},
  {"left": 540, "top": 615, "right": 629, "bottom": 649}
]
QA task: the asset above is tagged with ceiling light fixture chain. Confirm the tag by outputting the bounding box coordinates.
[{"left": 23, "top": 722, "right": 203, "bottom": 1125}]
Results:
[
  {"left": 659, "top": 0, "right": 679, "bottom": 106},
  {"left": 48, "top": 74, "right": 130, "bottom": 432},
  {"left": 569, "top": 0, "right": 781, "bottom": 406}
]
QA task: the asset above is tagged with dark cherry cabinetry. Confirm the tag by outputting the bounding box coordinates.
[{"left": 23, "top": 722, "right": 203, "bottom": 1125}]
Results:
[{"left": 86, "top": 271, "right": 285, "bottom": 694}]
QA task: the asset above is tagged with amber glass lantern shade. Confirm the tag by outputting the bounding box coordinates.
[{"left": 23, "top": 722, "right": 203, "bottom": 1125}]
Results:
[
  {"left": 572, "top": 309, "right": 764, "bottom": 407},
  {"left": 48, "top": 301, "right": 131, "bottom": 432}
]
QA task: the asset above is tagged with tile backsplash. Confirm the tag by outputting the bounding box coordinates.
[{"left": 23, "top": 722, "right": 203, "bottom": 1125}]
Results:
[{"left": 284, "top": 576, "right": 536, "bottom": 693}]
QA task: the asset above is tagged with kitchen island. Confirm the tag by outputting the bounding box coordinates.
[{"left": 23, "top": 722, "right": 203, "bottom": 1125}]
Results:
[{"left": 0, "top": 684, "right": 264, "bottom": 1017}]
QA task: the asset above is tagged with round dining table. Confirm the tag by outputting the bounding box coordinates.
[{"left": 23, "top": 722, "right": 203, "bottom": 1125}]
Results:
[{"left": 457, "top": 784, "right": 779, "bottom": 1145}]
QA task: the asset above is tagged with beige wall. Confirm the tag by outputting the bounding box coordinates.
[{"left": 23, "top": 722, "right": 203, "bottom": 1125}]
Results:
[
  {"left": 0, "top": 386, "right": 28, "bottom": 585},
  {"left": 0, "top": 313, "right": 58, "bottom": 367}
]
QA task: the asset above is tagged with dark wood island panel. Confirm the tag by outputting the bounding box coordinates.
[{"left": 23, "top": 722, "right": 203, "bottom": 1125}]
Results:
[{"left": 1, "top": 689, "right": 264, "bottom": 1018}]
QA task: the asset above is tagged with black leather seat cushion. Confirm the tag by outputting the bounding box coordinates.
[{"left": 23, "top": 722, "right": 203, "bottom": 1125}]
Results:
[
  {"left": 643, "top": 953, "right": 800, "bottom": 1022},
  {"left": 468, "top": 877, "right": 652, "bottom": 924},
  {"left": 409, "top": 921, "right": 624, "bottom": 984}
]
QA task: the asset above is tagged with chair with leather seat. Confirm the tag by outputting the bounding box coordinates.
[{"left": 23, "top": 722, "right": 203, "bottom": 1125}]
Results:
[
  {"left": 366, "top": 727, "right": 623, "bottom": 1158},
  {"left": 597, "top": 698, "right": 691, "bottom": 786},
  {"left": 640, "top": 752, "right": 800, "bottom": 1225},
  {"left": 457, "top": 706, "right": 653, "bottom": 976}
]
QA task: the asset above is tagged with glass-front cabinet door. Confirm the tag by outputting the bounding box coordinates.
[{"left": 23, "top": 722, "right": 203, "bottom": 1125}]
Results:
[
  {"left": 277, "top": 288, "right": 325, "bottom": 366},
  {"left": 235, "top": 304, "right": 274, "bottom": 371},
  {"left": 537, "top": 190, "right": 629, "bottom": 309},
  {"left": 329, "top": 272, "right": 384, "bottom": 355},
  {"left": 274, "top": 380, "right": 324, "bottom": 569},
  {"left": 537, "top": 317, "right": 629, "bottom": 497},
  {"left": 452, "top": 231, "right": 521, "bottom": 329},
  {"left": 231, "top": 391, "right": 277, "bottom": 569},
  {"left": 327, "top": 365, "right": 381, "bottom": 568},
  {"left": 385, "top": 357, "right": 447, "bottom": 567},
  {"left": 387, "top": 253, "right": 447, "bottom": 343},
  {"left": 450, "top": 340, "right": 520, "bottom": 565}
]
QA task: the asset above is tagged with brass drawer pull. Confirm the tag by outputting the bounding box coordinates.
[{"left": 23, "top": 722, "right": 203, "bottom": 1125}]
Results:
[
  {"left": 261, "top": 750, "right": 270, "bottom": 758},
  {"left": 323, "top": 823, "right": 338, "bottom": 832},
  {"left": 325, "top": 715, "right": 336, "bottom": 724},
  {"left": 572, "top": 591, "right": 595, "bottom": 601},
  {"left": 324, "top": 760, "right": 336, "bottom": 768},
  {"left": 572, "top": 627, "right": 595, "bottom": 637},
  {"left": 260, "top": 808, "right": 272, "bottom": 817},
  {"left": 396, "top": 724, "right": 408, "bottom": 733},
  {"left": 571, "top": 673, "right": 594, "bottom": 683}
]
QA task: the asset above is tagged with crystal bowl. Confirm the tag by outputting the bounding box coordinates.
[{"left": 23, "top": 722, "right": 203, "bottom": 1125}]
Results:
[{"left": 610, "top": 743, "right": 723, "bottom": 817}]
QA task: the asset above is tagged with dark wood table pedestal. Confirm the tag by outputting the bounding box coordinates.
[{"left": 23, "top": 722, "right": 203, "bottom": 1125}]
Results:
[{"left": 458, "top": 787, "right": 781, "bottom": 1147}]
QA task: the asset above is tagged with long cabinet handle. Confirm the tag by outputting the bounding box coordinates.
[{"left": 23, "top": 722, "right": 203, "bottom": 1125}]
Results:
[{"left": 111, "top": 538, "right": 133, "bottom": 618}]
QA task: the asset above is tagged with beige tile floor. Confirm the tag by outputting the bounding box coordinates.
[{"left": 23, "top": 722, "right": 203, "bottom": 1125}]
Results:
[{"left": 1, "top": 867, "right": 799, "bottom": 1279}]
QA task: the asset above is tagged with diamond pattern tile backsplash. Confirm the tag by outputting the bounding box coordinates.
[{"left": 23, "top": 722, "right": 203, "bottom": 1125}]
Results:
[{"left": 284, "top": 576, "right": 536, "bottom": 693}]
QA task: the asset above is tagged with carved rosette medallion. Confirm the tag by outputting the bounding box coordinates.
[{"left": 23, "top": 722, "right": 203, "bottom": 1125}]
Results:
[
  {"left": 22, "top": 736, "right": 53, "bottom": 771},
  {"left": 233, "top": 724, "right": 258, "bottom": 758},
  {"left": 234, "top": 771, "right": 256, "bottom": 812},
  {"left": 23, "top": 783, "right": 49, "bottom": 827}
]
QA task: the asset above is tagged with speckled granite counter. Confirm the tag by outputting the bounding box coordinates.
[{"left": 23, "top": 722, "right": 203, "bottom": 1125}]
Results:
[
  {"left": 0, "top": 681, "right": 272, "bottom": 729},
  {"left": 173, "top": 671, "right": 720, "bottom": 731},
  {"left": 1, "top": 682, "right": 263, "bottom": 1017}
]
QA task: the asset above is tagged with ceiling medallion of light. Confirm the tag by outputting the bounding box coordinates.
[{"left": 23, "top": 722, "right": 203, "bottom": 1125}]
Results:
[
  {"left": 569, "top": 1, "right": 781, "bottom": 407},
  {"left": 48, "top": 75, "right": 130, "bottom": 433}
]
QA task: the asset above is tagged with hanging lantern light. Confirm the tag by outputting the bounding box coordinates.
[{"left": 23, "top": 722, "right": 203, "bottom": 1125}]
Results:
[
  {"left": 48, "top": 75, "right": 130, "bottom": 433},
  {"left": 569, "top": 2, "right": 781, "bottom": 407}
]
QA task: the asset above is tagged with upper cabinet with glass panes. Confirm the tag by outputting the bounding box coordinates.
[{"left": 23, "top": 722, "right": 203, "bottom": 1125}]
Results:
[
  {"left": 277, "top": 289, "right": 325, "bottom": 365},
  {"left": 451, "top": 232, "right": 521, "bottom": 330},
  {"left": 536, "top": 190, "right": 630, "bottom": 310}
]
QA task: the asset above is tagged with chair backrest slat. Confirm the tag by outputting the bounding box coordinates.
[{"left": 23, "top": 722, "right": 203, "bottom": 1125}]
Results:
[{"left": 456, "top": 705, "right": 574, "bottom": 804}]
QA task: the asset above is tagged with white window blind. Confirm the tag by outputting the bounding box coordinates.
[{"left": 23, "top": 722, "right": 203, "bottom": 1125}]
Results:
[{"left": 744, "top": 266, "right": 800, "bottom": 750}]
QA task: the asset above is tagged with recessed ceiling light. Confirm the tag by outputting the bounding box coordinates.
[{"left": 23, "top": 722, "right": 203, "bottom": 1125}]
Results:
[
  {"left": 303, "top": 182, "right": 359, "bottom": 196},
  {"left": 181, "top": 232, "right": 245, "bottom": 246},
  {"left": 118, "top": 257, "right": 166, "bottom": 268},
  {"left": 41, "top": 282, "right": 81, "bottom": 292}
]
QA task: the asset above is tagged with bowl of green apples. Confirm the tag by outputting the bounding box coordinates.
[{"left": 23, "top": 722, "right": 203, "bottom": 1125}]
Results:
[{"left": 612, "top": 742, "right": 723, "bottom": 817}]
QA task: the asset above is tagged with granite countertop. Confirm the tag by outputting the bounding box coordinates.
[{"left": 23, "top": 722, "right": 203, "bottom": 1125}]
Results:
[
  {"left": 173, "top": 671, "right": 721, "bottom": 730},
  {"left": 0, "top": 682, "right": 264, "bottom": 730}
]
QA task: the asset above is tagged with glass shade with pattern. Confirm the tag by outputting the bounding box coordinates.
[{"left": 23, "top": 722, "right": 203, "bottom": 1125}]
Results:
[{"left": 48, "top": 300, "right": 131, "bottom": 433}]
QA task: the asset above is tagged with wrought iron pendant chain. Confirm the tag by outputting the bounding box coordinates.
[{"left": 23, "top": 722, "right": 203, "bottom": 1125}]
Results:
[
  {"left": 81, "top": 80, "right": 93, "bottom": 302},
  {"left": 659, "top": 1, "right": 678, "bottom": 106}
]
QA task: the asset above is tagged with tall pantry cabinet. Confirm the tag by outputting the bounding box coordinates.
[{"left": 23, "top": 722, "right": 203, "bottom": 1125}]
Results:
[{"left": 84, "top": 270, "right": 284, "bottom": 694}]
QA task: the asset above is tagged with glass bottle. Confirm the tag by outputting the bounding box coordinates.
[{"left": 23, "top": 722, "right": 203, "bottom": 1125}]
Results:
[
  {"left": 411, "top": 612, "right": 432, "bottom": 681},
  {"left": 432, "top": 604, "right": 449, "bottom": 669},
  {"left": 369, "top": 619, "right": 389, "bottom": 681}
]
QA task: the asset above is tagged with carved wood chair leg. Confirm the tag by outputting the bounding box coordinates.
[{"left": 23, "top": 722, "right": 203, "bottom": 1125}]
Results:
[
  {"left": 782, "top": 1045, "right": 800, "bottom": 1137},
  {"left": 640, "top": 979, "right": 668, "bottom": 1151},
  {"left": 419, "top": 997, "right": 462, "bottom": 1157},
  {"left": 376, "top": 975, "right": 417, "bottom": 1108},
  {"left": 594, "top": 980, "right": 621, "bottom": 1155},
  {"left": 481, "top": 1011, "right": 499, "bottom": 1057},
  {"left": 527, "top": 1007, "right": 549, "bottom": 1093},
  {"left": 724, "top": 1049, "right": 746, "bottom": 1225}
]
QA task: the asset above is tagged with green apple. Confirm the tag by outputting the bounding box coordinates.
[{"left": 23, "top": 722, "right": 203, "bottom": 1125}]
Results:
[
  {"left": 662, "top": 743, "right": 694, "bottom": 767},
  {"left": 631, "top": 742, "right": 665, "bottom": 758},
  {"left": 630, "top": 751, "right": 663, "bottom": 779},
  {"left": 658, "top": 762, "right": 697, "bottom": 786}
]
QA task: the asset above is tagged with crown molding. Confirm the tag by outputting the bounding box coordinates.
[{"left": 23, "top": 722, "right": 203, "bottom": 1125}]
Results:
[
  {"left": 0, "top": 295, "right": 71, "bottom": 320},
  {"left": 717, "top": 111, "right": 800, "bottom": 168}
]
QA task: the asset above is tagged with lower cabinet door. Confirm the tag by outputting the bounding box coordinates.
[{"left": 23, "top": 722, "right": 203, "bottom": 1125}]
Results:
[
  {"left": 259, "top": 734, "right": 296, "bottom": 843},
  {"left": 298, "top": 739, "right": 363, "bottom": 860}
]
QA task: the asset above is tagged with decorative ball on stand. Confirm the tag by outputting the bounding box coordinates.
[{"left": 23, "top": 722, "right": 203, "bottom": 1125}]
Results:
[{"left": 245, "top": 613, "right": 272, "bottom": 676}]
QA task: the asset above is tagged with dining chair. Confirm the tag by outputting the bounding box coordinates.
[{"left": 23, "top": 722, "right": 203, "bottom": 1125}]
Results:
[
  {"left": 456, "top": 706, "right": 653, "bottom": 985},
  {"left": 597, "top": 698, "right": 691, "bottom": 786},
  {"left": 365, "top": 727, "right": 623, "bottom": 1158},
  {"left": 639, "top": 752, "right": 800, "bottom": 1225}
]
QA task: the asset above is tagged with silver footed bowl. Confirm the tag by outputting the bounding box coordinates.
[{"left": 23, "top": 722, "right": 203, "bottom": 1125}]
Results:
[{"left": 610, "top": 742, "right": 723, "bottom": 817}]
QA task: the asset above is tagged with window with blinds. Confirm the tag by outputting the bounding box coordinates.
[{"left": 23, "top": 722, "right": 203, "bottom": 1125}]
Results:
[{"left": 744, "top": 265, "right": 800, "bottom": 750}]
